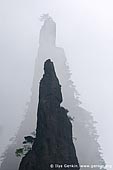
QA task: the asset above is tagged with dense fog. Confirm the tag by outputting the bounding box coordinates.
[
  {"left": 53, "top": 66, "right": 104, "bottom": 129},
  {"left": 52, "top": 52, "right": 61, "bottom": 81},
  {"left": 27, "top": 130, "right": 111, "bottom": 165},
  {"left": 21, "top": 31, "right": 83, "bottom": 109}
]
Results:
[{"left": 0, "top": 0, "right": 113, "bottom": 169}]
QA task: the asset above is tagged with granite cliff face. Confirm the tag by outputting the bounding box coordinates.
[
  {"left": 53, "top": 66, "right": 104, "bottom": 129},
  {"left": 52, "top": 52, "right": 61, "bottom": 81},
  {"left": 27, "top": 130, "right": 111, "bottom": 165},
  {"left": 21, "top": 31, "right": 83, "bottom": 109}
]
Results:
[{"left": 19, "top": 59, "right": 80, "bottom": 170}]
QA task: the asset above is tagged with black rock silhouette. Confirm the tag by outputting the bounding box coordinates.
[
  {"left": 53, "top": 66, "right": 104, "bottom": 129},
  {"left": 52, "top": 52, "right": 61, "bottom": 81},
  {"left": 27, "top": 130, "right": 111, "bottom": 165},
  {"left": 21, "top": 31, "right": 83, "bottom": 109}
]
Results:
[{"left": 19, "top": 59, "right": 80, "bottom": 170}]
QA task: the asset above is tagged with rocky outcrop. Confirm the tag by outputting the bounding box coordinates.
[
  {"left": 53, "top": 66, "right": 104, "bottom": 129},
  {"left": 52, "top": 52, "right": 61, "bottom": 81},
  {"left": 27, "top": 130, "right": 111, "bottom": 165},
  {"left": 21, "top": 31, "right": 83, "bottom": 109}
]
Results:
[{"left": 19, "top": 59, "right": 79, "bottom": 170}]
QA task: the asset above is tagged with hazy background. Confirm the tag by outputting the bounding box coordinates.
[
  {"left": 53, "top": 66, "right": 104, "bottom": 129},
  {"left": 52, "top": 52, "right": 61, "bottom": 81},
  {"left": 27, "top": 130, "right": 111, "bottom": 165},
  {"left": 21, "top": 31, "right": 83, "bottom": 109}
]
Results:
[{"left": 0, "top": 0, "right": 113, "bottom": 168}]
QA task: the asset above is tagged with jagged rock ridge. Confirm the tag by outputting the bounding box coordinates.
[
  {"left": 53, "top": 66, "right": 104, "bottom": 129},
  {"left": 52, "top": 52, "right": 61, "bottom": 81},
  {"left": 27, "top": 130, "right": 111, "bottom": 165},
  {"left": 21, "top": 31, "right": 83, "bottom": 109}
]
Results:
[{"left": 19, "top": 59, "right": 80, "bottom": 170}]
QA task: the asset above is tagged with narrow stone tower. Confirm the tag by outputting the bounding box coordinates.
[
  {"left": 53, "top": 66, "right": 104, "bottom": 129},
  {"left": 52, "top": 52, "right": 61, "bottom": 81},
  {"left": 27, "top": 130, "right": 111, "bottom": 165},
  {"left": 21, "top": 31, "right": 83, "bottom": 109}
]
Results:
[{"left": 19, "top": 59, "right": 80, "bottom": 170}]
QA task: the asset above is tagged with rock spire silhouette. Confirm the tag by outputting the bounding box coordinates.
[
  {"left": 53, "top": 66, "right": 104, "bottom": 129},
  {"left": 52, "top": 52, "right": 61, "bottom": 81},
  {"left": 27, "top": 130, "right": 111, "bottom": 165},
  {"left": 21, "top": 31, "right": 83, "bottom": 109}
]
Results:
[
  {"left": 0, "top": 15, "right": 106, "bottom": 170},
  {"left": 19, "top": 59, "right": 80, "bottom": 170}
]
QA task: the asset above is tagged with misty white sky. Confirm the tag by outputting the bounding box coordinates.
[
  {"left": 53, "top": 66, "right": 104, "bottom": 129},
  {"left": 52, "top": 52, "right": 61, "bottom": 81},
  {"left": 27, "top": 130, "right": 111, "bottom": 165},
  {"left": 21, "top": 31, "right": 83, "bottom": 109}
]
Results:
[{"left": 0, "top": 0, "right": 113, "bottom": 169}]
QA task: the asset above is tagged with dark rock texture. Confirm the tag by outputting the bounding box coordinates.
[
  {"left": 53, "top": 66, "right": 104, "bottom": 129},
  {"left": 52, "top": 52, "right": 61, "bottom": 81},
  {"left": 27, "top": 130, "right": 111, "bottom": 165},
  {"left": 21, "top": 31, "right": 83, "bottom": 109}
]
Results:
[{"left": 19, "top": 59, "right": 79, "bottom": 170}]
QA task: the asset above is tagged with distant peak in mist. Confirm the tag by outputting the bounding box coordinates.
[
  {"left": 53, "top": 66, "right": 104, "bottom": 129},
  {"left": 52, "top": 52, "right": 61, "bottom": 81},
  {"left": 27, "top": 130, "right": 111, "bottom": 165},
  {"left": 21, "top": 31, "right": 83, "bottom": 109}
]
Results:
[{"left": 39, "top": 14, "right": 56, "bottom": 46}]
